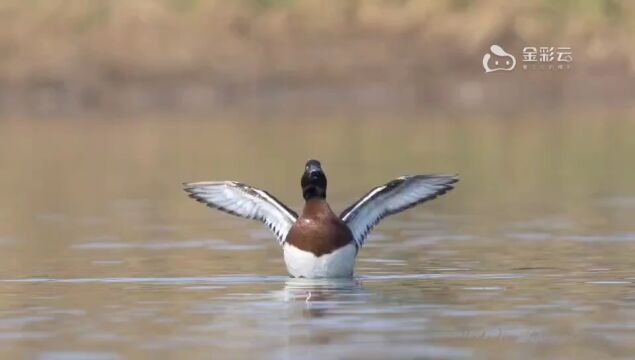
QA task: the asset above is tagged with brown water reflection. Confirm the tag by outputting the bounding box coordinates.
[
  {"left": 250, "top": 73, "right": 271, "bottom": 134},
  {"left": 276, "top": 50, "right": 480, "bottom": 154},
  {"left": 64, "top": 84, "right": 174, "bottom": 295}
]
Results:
[{"left": 0, "top": 112, "right": 634, "bottom": 358}]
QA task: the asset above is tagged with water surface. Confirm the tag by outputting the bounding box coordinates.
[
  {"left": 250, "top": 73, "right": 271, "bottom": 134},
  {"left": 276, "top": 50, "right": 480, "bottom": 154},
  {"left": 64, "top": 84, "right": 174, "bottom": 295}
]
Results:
[{"left": 0, "top": 113, "right": 633, "bottom": 359}]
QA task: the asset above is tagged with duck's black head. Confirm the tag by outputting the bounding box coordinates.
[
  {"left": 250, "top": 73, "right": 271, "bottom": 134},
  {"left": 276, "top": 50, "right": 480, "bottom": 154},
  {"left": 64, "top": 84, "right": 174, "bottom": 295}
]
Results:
[{"left": 301, "top": 159, "right": 327, "bottom": 200}]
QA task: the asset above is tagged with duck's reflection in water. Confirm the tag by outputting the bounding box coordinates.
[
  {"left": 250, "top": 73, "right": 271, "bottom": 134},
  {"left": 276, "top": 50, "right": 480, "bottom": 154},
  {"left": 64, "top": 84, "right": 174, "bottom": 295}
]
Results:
[{"left": 277, "top": 277, "right": 370, "bottom": 317}]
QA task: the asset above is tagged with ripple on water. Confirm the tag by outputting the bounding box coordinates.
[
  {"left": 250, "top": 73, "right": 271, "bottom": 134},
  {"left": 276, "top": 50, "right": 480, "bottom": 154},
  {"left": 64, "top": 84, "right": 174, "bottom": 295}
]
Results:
[
  {"left": 598, "top": 196, "right": 635, "bottom": 209},
  {"left": 358, "top": 258, "right": 407, "bottom": 266},
  {"left": 585, "top": 280, "right": 633, "bottom": 285},
  {"left": 0, "top": 272, "right": 527, "bottom": 289},
  {"left": 462, "top": 286, "right": 505, "bottom": 291},
  {"left": 558, "top": 233, "right": 635, "bottom": 242},
  {"left": 505, "top": 232, "right": 553, "bottom": 241},
  {"left": 0, "top": 332, "right": 51, "bottom": 341},
  {"left": 0, "top": 237, "right": 14, "bottom": 245},
  {"left": 269, "top": 344, "right": 473, "bottom": 359},
  {"left": 0, "top": 275, "right": 286, "bottom": 285},
  {"left": 73, "top": 239, "right": 265, "bottom": 251},
  {"left": 35, "top": 352, "right": 121, "bottom": 360}
]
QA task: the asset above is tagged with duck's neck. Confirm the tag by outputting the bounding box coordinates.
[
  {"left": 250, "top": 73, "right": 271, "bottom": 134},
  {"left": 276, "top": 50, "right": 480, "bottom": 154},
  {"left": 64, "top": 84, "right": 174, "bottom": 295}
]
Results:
[{"left": 302, "top": 197, "right": 332, "bottom": 218}]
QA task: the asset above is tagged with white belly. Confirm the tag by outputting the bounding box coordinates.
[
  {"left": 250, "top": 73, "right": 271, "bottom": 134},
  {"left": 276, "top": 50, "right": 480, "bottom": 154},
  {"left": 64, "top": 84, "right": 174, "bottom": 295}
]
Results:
[{"left": 283, "top": 243, "right": 357, "bottom": 278}]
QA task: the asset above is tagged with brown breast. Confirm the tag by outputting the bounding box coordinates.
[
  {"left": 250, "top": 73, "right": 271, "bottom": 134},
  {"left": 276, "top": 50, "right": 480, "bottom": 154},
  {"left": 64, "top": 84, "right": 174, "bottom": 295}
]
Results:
[{"left": 285, "top": 199, "right": 355, "bottom": 257}]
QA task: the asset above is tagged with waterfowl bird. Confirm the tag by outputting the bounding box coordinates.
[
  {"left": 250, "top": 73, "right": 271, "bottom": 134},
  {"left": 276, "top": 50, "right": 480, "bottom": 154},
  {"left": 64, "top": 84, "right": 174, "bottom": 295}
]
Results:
[{"left": 184, "top": 160, "right": 458, "bottom": 278}]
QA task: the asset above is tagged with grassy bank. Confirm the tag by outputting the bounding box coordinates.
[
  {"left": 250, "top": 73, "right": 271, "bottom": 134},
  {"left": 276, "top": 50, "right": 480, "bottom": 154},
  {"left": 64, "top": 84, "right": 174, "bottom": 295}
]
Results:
[{"left": 0, "top": 0, "right": 633, "bottom": 116}]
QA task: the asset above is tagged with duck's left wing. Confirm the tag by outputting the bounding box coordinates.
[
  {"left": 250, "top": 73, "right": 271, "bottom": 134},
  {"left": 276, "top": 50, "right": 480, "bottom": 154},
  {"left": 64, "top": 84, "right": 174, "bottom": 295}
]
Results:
[
  {"left": 184, "top": 181, "right": 298, "bottom": 245},
  {"left": 340, "top": 175, "right": 458, "bottom": 247}
]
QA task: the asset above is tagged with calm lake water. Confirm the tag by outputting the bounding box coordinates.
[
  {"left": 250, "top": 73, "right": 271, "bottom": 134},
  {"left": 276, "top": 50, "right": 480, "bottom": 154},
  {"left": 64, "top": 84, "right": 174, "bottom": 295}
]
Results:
[{"left": 0, "top": 112, "right": 634, "bottom": 359}]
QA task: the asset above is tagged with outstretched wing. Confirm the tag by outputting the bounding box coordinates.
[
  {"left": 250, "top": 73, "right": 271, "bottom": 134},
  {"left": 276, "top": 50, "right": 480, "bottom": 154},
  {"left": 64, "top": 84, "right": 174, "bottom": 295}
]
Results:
[
  {"left": 184, "top": 181, "right": 298, "bottom": 245},
  {"left": 340, "top": 175, "right": 458, "bottom": 247}
]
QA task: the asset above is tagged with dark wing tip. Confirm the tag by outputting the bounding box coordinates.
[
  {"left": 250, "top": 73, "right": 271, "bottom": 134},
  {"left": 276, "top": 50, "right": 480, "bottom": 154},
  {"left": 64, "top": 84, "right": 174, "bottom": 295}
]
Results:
[
  {"left": 186, "top": 191, "right": 214, "bottom": 206},
  {"left": 414, "top": 174, "right": 459, "bottom": 190},
  {"left": 391, "top": 174, "right": 459, "bottom": 212},
  {"left": 182, "top": 181, "right": 222, "bottom": 193},
  {"left": 415, "top": 173, "right": 459, "bottom": 180},
  {"left": 447, "top": 174, "right": 460, "bottom": 184},
  {"left": 181, "top": 182, "right": 216, "bottom": 206},
  {"left": 183, "top": 183, "right": 194, "bottom": 193}
]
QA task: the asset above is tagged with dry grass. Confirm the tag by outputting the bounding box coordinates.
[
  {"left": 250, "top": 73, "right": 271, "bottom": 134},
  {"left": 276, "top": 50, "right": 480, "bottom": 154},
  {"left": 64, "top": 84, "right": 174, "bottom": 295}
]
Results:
[{"left": 0, "top": 0, "right": 634, "bottom": 115}]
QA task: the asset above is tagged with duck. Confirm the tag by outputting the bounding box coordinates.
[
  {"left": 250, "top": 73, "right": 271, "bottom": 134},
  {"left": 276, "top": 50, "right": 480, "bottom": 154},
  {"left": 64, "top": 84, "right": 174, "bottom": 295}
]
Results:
[{"left": 183, "top": 160, "right": 458, "bottom": 278}]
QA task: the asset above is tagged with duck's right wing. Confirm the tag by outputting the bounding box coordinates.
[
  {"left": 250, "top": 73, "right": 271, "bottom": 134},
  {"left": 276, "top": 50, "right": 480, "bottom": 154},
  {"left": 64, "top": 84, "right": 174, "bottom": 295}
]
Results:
[{"left": 183, "top": 181, "right": 298, "bottom": 245}]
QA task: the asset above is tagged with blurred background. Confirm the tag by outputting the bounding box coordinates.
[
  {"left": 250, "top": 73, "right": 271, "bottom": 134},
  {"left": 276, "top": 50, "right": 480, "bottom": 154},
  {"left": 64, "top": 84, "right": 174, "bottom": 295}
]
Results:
[
  {"left": 0, "top": 1, "right": 634, "bottom": 359},
  {"left": 0, "top": 0, "right": 634, "bottom": 116}
]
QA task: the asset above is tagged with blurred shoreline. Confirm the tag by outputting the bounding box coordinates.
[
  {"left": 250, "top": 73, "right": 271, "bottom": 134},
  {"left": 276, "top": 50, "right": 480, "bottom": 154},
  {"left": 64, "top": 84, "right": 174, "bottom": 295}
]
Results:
[{"left": 0, "top": 1, "right": 634, "bottom": 117}]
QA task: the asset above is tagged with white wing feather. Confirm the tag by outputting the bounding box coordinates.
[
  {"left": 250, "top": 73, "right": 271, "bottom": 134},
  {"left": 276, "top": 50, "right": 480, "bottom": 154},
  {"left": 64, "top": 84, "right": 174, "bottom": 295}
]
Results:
[
  {"left": 340, "top": 175, "right": 458, "bottom": 247},
  {"left": 184, "top": 181, "right": 298, "bottom": 245}
]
